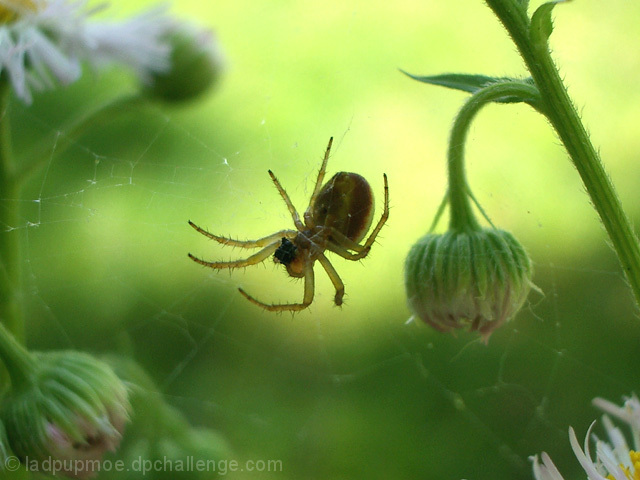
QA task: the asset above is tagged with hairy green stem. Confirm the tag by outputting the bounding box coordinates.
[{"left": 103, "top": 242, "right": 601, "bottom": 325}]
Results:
[
  {"left": 0, "top": 308, "right": 35, "bottom": 388},
  {"left": 0, "top": 82, "right": 24, "bottom": 342},
  {"left": 485, "top": 0, "right": 640, "bottom": 310},
  {"left": 448, "top": 81, "right": 541, "bottom": 232},
  {"left": 0, "top": 91, "right": 145, "bottom": 344}
]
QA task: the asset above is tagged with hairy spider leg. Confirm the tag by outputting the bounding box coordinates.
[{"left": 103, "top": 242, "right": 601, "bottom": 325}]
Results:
[
  {"left": 317, "top": 253, "right": 344, "bottom": 306},
  {"left": 188, "top": 241, "right": 280, "bottom": 269},
  {"left": 304, "top": 136, "right": 334, "bottom": 226},
  {"left": 268, "top": 170, "right": 304, "bottom": 231},
  {"left": 238, "top": 256, "right": 315, "bottom": 312},
  {"left": 325, "top": 234, "right": 368, "bottom": 260},
  {"left": 188, "top": 221, "right": 297, "bottom": 248},
  {"left": 348, "top": 173, "right": 389, "bottom": 259},
  {"left": 362, "top": 173, "right": 389, "bottom": 246}
]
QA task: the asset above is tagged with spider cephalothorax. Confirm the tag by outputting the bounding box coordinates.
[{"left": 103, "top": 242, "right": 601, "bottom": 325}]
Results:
[{"left": 188, "top": 137, "right": 389, "bottom": 312}]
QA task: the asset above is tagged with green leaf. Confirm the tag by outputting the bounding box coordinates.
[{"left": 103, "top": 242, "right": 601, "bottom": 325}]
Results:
[
  {"left": 530, "top": 0, "right": 570, "bottom": 49},
  {"left": 401, "top": 71, "right": 536, "bottom": 104},
  {"left": 401, "top": 72, "right": 498, "bottom": 94}
]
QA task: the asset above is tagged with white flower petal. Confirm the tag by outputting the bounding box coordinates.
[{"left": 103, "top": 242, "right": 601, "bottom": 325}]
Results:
[
  {"left": 531, "top": 453, "right": 566, "bottom": 480},
  {"left": 569, "top": 425, "right": 609, "bottom": 480},
  {"left": 595, "top": 439, "right": 629, "bottom": 480},
  {"left": 82, "top": 6, "right": 172, "bottom": 80},
  {"left": 2, "top": 35, "right": 31, "bottom": 103},
  {"left": 595, "top": 394, "right": 640, "bottom": 450},
  {"left": 24, "top": 27, "right": 81, "bottom": 85}
]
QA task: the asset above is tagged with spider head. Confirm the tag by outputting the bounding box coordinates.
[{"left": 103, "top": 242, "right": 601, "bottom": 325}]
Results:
[
  {"left": 274, "top": 238, "right": 304, "bottom": 278},
  {"left": 274, "top": 238, "right": 297, "bottom": 264}
]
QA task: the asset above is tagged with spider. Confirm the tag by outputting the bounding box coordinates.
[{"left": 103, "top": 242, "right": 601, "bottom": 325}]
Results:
[{"left": 188, "top": 137, "right": 389, "bottom": 312}]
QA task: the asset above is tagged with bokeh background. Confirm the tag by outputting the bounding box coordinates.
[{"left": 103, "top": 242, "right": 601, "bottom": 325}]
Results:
[{"left": 9, "top": 0, "right": 640, "bottom": 478}]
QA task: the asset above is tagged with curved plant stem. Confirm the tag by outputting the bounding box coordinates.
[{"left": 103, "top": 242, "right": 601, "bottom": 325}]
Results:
[
  {"left": 485, "top": 0, "right": 640, "bottom": 310},
  {"left": 448, "top": 81, "right": 541, "bottom": 232},
  {"left": 0, "top": 82, "right": 24, "bottom": 342}
]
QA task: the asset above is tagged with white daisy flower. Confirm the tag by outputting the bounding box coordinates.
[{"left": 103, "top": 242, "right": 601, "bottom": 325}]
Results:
[
  {"left": 532, "top": 394, "right": 640, "bottom": 480},
  {"left": 0, "top": 0, "right": 173, "bottom": 104}
]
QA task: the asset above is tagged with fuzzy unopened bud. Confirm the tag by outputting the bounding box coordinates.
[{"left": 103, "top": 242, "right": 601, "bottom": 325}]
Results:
[
  {"left": 404, "top": 227, "right": 533, "bottom": 342},
  {"left": 1, "top": 351, "right": 130, "bottom": 478}
]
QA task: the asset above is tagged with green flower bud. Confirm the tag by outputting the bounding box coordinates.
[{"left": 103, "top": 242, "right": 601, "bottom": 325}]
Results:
[
  {"left": 146, "top": 25, "right": 224, "bottom": 103},
  {"left": 404, "top": 227, "right": 533, "bottom": 342},
  {"left": 1, "top": 350, "right": 130, "bottom": 478}
]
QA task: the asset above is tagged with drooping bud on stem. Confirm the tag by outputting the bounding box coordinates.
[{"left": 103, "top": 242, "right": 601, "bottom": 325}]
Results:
[{"left": 404, "top": 82, "right": 535, "bottom": 342}]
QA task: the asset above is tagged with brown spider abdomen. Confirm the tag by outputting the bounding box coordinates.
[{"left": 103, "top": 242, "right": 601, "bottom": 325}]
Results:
[{"left": 312, "top": 172, "right": 374, "bottom": 244}]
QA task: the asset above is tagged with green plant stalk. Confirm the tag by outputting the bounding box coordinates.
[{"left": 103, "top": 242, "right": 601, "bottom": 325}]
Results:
[
  {"left": 0, "top": 92, "right": 146, "bottom": 344},
  {"left": 485, "top": 0, "right": 640, "bottom": 308},
  {"left": 448, "top": 81, "right": 541, "bottom": 232},
  {"left": 0, "top": 320, "right": 36, "bottom": 388},
  {"left": 0, "top": 82, "right": 24, "bottom": 342}
]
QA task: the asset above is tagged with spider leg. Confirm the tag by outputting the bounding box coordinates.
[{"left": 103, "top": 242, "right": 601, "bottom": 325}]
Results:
[
  {"left": 304, "top": 137, "right": 333, "bottom": 223},
  {"left": 188, "top": 241, "right": 280, "bottom": 269},
  {"left": 317, "top": 253, "right": 344, "bottom": 306},
  {"left": 268, "top": 170, "right": 305, "bottom": 231},
  {"left": 325, "top": 228, "right": 367, "bottom": 251},
  {"left": 327, "top": 173, "right": 389, "bottom": 261},
  {"left": 238, "top": 259, "right": 315, "bottom": 312},
  {"left": 189, "top": 221, "right": 297, "bottom": 248},
  {"left": 325, "top": 239, "right": 367, "bottom": 261},
  {"left": 361, "top": 172, "right": 389, "bottom": 250}
]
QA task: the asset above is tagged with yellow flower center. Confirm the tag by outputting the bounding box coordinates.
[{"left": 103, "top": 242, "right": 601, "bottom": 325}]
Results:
[
  {"left": 609, "top": 451, "right": 640, "bottom": 480},
  {"left": 0, "top": 0, "right": 39, "bottom": 23}
]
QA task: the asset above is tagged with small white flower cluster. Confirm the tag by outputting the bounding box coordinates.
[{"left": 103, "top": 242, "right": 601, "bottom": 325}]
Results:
[
  {"left": 533, "top": 395, "right": 640, "bottom": 480},
  {"left": 0, "top": 0, "right": 175, "bottom": 103}
]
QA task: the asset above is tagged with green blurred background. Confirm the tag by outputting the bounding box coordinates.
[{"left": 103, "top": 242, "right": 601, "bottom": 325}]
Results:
[{"left": 9, "top": 0, "right": 640, "bottom": 478}]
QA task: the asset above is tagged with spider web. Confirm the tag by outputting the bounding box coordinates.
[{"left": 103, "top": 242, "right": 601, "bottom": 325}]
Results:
[{"left": 6, "top": 1, "right": 640, "bottom": 479}]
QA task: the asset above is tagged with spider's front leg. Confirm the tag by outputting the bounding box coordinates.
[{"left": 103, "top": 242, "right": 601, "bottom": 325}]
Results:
[
  {"left": 189, "top": 221, "right": 297, "bottom": 248},
  {"left": 188, "top": 241, "right": 280, "bottom": 269},
  {"left": 238, "top": 261, "right": 315, "bottom": 312}
]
